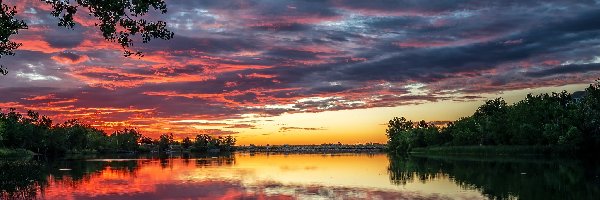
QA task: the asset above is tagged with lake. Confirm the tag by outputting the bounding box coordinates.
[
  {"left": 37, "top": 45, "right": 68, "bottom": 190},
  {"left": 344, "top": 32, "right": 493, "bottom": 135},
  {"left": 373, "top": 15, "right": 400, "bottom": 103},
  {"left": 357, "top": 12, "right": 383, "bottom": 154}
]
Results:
[{"left": 1, "top": 153, "right": 599, "bottom": 199}]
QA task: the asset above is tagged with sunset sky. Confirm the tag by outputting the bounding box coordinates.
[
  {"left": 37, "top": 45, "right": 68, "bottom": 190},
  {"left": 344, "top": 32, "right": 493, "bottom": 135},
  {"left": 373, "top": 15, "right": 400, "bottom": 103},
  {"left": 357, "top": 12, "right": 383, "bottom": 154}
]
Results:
[{"left": 0, "top": 0, "right": 598, "bottom": 145}]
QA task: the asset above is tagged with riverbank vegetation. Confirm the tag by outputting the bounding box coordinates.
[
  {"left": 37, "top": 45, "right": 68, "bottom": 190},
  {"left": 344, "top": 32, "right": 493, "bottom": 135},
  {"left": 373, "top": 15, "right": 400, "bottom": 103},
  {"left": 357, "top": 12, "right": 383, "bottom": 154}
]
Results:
[
  {"left": 409, "top": 145, "right": 574, "bottom": 156},
  {"left": 386, "top": 81, "right": 600, "bottom": 156},
  {"left": 0, "top": 109, "right": 235, "bottom": 157},
  {"left": 0, "top": 148, "right": 33, "bottom": 158}
]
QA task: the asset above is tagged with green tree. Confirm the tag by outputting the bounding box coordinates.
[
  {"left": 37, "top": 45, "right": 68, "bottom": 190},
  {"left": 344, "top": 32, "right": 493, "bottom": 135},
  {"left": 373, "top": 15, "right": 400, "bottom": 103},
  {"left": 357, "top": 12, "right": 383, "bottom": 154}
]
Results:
[
  {"left": 475, "top": 98, "right": 509, "bottom": 145},
  {"left": 386, "top": 80, "right": 600, "bottom": 155},
  {"left": 0, "top": 120, "right": 5, "bottom": 146},
  {"left": 445, "top": 117, "right": 481, "bottom": 145},
  {"left": 385, "top": 117, "right": 414, "bottom": 153},
  {"left": 579, "top": 80, "right": 600, "bottom": 151}
]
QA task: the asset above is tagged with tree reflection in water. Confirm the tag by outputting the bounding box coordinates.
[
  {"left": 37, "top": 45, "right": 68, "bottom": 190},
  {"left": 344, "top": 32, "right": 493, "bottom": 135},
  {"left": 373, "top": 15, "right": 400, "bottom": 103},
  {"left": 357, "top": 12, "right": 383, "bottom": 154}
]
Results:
[
  {"left": 388, "top": 154, "right": 600, "bottom": 200},
  {"left": 2, "top": 153, "right": 599, "bottom": 199},
  {"left": 0, "top": 153, "right": 236, "bottom": 199},
  {"left": 0, "top": 160, "right": 45, "bottom": 199}
]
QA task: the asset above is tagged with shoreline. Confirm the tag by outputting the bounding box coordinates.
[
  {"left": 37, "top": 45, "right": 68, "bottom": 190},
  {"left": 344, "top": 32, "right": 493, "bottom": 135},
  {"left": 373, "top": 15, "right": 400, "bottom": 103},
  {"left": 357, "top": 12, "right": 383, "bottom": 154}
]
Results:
[
  {"left": 408, "top": 145, "right": 577, "bottom": 156},
  {"left": 235, "top": 144, "right": 386, "bottom": 153}
]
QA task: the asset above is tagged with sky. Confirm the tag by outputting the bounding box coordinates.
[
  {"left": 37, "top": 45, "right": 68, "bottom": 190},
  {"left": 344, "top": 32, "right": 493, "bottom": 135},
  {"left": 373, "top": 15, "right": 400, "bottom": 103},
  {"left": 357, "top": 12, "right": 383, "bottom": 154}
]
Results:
[{"left": 0, "top": 0, "right": 599, "bottom": 145}]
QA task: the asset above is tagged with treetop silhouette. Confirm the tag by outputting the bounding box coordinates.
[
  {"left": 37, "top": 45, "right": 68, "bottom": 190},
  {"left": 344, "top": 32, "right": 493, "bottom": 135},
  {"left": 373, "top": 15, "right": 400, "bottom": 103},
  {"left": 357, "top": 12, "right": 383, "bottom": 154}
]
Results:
[{"left": 0, "top": 0, "right": 174, "bottom": 75}]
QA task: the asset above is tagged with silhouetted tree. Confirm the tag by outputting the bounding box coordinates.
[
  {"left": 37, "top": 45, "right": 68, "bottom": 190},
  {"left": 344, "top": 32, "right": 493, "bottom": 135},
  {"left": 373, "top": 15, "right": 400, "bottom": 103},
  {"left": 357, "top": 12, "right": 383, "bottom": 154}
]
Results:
[
  {"left": 193, "top": 134, "right": 211, "bottom": 152},
  {"left": 222, "top": 135, "right": 236, "bottom": 151},
  {"left": 139, "top": 136, "right": 153, "bottom": 145},
  {"left": 0, "top": 2, "right": 27, "bottom": 75},
  {"left": 1, "top": 108, "right": 239, "bottom": 155},
  {"left": 109, "top": 128, "right": 141, "bottom": 152},
  {"left": 158, "top": 133, "right": 173, "bottom": 152},
  {"left": 0, "top": 120, "right": 5, "bottom": 147},
  {"left": 0, "top": 0, "right": 174, "bottom": 74},
  {"left": 191, "top": 134, "right": 236, "bottom": 152},
  {"left": 181, "top": 137, "right": 192, "bottom": 149}
]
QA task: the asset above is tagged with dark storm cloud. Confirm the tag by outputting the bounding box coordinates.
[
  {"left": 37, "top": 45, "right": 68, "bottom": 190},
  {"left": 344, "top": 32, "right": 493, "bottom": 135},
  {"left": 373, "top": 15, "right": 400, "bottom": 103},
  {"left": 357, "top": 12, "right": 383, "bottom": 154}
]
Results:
[
  {"left": 77, "top": 72, "right": 147, "bottom": 81},
  {"left": 0, "top": 87, "right": 59, "bottom": 102},
  {"left": 224, "top": 92, "right": 259, "bottom": 103},
  {"left": 336, "top": 0, "right": 598, "bottom": 14},
  {"left": 366, "top": 16, "right": 429, "bottom": 29},
  {"left": 44, "top": 27, "right": 85, "bottom": 48},
  {"left": 265, "top": 49, "right": 320, "bottom": 60},
  {"left": 249, "top": 23, "right": 312, "bottom": 32},
  {"left": 308, "top": 84, "right": 353, "bottom": 94},
  {"left": 171, "top": 0, "right": 339, "bottom": 18},
  {"left": 334, "top": 0, "right": 473, "bottom": 13},
  {"left": 328, "top": 9, "right": 600, "bottom": 83},
  {"left": 148, "top": 35, "right": 261, "bottom": 54},
  {"left": 525, "top": 63, "right": 600, "bottom": 78},
  {"left": 125, "top": 65, "right": 208, "bottom": 76}
]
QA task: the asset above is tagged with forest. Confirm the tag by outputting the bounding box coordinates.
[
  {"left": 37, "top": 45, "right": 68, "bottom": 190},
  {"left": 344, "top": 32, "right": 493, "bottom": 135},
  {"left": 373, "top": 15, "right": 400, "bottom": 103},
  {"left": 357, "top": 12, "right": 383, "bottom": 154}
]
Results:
[
  {"left": 386, "top": 80, "right": 600, "bottom": 155},
  {"left": 0, "top": 109, "right": 235, "bottom": 156}
]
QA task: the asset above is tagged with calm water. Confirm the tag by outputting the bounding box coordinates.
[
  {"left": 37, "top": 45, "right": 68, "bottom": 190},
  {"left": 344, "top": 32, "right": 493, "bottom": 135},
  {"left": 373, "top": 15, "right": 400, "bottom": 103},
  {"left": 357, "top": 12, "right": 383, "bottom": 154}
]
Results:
[{"left": 1, "top": 153, "right": 599, "bottom": 199}]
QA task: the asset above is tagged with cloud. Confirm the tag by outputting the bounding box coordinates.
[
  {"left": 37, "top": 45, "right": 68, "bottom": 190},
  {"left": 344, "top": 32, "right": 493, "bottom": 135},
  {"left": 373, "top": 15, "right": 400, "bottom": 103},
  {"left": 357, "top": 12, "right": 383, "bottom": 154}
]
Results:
[
  {"left": 524, "top": 63, "right": 600, "bottom": 78},
  {"left": 225, "top": 124, "right": 256, "bottom": 129},
  {"left": 279, "top": 127, "right": 326, "bottom": 132},
  {"left": 196, "top": 129, "right": 239, "bottom": 135},
  {"left": 2, "top": 0, "right": 600, "bottom": 138},
  {"left": 43, "top": 27, "right": 86, "bottom": 48},
  {"left": 249, "top": 23, "right": 311, "bottom": 32}
]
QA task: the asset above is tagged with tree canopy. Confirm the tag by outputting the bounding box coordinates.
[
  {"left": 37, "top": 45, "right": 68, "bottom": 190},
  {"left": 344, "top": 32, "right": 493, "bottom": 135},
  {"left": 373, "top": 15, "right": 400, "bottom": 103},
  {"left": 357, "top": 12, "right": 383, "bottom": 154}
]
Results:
[
  {"left": 386, "top": 80, "right": 600, "bottom": 155},
  {"left": 0, "top": 0, "right": 174, "bottom": 75}
]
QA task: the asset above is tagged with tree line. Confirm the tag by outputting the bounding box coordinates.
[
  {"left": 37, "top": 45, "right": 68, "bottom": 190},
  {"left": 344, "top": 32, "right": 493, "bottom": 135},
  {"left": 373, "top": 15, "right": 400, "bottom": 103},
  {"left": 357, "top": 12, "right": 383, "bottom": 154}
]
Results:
[
  {"left": 386, "top": 81, "right": 600, "bottom": 155},
  {"left": 152, "top": 133, "right": 236, "bottom": 153},
  {"left": 0, "top": 109, "right": 235, "bottom": 156}
]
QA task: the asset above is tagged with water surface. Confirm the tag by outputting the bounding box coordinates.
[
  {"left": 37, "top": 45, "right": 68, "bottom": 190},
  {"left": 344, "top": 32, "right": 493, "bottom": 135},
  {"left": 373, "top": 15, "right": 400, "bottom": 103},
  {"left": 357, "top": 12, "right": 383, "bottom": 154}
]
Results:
[{"left": 1, "top": 153, "right": 598, "bottom": 199}]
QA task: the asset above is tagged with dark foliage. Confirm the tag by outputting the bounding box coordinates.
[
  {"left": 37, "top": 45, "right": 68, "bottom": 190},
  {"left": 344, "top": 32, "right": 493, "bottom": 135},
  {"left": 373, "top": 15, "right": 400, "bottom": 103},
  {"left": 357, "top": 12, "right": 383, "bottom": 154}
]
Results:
[
  {"left": 191, "top": 134, "right": 236, "bottom": 152},
  {"left": 44, "top": 0, "right": 174, "bottom": 57},
  {"left": 0, "top": 0, "right": 173, "bottom": 75},
  {"left": 0, "top": 1, "right": 28, "bottom": 74},
  {"left": 388, "top": 155, "right": 600, "bottom": 199},
  {"left": 386, "top": 80, "right": 600, "bottom": 155},
  {"left": 0, "top": 109, "right": 238, "bottom": 155}
]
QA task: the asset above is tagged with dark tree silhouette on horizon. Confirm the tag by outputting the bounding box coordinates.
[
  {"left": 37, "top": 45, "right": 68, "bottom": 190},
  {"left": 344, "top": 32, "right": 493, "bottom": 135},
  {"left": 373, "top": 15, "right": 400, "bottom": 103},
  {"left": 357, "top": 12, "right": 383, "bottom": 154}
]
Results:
[{"left": 0, "top": 0, "right": 174, "bottom": 75}]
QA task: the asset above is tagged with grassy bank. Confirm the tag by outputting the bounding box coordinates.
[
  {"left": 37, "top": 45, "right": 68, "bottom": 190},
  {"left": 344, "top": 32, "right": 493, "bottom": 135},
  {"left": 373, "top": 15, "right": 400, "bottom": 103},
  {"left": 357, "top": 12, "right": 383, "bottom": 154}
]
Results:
[
  {"left": 410, "top": 145, "right": 576, "bottom": 156},
  {"left": 0, "top": 148, "right": 35, "bottom": 158}
]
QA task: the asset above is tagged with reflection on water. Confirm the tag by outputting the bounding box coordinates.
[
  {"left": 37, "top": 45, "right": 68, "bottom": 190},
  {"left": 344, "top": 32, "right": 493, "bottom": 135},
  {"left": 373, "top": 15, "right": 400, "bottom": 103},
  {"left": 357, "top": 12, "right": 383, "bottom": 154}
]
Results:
[
  {"left": 1, "top": 153, "right": 598, "bottom": 199},
  {"left": 388, "top": 155, "right": 600, "bottom": 200}
]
